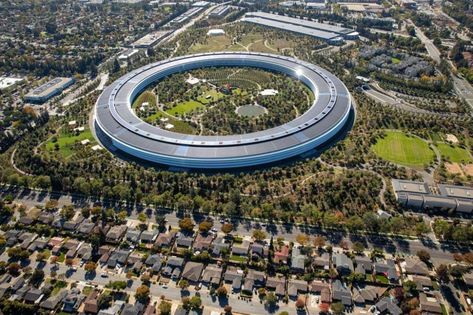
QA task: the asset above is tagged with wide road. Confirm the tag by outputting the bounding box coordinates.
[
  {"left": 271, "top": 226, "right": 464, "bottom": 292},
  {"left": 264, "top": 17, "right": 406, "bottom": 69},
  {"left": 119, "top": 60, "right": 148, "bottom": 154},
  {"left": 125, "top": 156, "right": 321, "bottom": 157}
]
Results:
[{"left": 1, "top": 186, "right": 470, "bottom": 265}]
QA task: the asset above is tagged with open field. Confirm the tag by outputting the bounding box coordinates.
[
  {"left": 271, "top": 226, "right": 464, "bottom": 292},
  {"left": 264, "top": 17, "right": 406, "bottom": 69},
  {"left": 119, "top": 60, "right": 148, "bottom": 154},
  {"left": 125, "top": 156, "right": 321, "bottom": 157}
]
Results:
[
  {"left": 436, "top": 143, "right": 472, "bottom": 163},
  {"left": 132, "top": 90, "right": 156, "bottom": 109},
  {"left": 165, "top": 100, "right": 204, "bottom": 116},
  {"left": 372, "top": 130, "right": 435, "bottom": 168},
  {"left": 45, "top": 129, "right": 95, "bottom": 158},
  {"left": 196, "top": 88, "right": 225, "bottom": 104}
]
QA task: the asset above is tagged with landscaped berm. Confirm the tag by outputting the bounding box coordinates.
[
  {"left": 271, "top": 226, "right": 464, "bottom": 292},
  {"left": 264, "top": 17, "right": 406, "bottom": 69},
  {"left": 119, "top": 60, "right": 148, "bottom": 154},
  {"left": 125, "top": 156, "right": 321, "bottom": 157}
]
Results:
[{"left": 372, "top": 130, "right": 435, "bottom": 169}]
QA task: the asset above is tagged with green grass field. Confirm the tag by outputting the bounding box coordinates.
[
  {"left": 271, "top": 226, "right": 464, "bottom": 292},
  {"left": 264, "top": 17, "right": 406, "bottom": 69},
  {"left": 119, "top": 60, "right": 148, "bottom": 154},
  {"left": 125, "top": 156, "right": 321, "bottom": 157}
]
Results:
[
  {"left": 132, "top": 90, "right": 156, "bottom": 109},
  {"left": 196, "top": 88, "right": 225, "bottom": 104},
  {"left": 46, "top": 129, "right": 95, "bottom": 158},
  {"left": 372, "top": 130, "right": 435, "bottom": 168},
  {"left": 166, "top": 100, "right": 204, "bottom": 116},
  {"left": 436, "top": 143, "right": 472, "bottom": 163}
]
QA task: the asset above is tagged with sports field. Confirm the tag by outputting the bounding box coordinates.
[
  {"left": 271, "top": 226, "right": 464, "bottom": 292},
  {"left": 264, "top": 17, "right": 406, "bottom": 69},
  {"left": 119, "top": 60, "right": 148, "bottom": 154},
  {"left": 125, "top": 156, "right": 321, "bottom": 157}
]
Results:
[
  {"left": 372, "top": 130, "right": 435, "bottom": 168},
  {"left": 436, "top": 143, "right": 472, "bottom": 163}
]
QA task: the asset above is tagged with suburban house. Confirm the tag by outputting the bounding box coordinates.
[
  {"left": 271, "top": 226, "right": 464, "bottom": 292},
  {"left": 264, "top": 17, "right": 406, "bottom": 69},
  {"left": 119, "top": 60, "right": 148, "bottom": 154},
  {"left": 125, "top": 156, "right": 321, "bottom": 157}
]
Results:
[
  {"left": 224, "top": 268, "right": 243, "bottom": 292},
  {"left": 181, "top": 262, "right": 204, "bottom": 284},
  {"left": 175, "top": 232, "right": 194, "bottom": 249},
  {"left": 332, "top": 280, "right": 352, "bottom": 306},
  {"left": 373, "top": 259, "right": 399, "bottom": 283},
  {"left": 273, "top": 245, "right": 290, "bottom": 264},
  {"left": 333, "top": 253, "right": 354, "bottom": 276},
  {"left": 244, "top": 269, "right": 266, "bottom": 293},
  {"left": 310, "top": 281, "right": 331, "bottom": 303},
  {"left": 162, "top": 256, "right": 185, "bottom": 279},
  {"left": 125, "top": 229, "right": 142, "bottom": 244},
  {"left": 419, "top": 293, "right": 442, "bottom": 314},
  {"left": 313, "top": 252, "right": 330, "bottom": 270},
  {"left": 291, "top": 245, "right": 306, "bottom": 273},
  {"left": 410, "top": 275, "right": 433, "bottom": 290},
  {"left": 106, "top": 225, "right": 127, "bottom": 244},
  {"left": 287, "top": 279, "right": 308, "bottom": 298},
  {"left": 402, "top": 258, "right": 430, "bottom": 276},
  {"left": 193, "top": 234, "right": 214, "bottom": 252},
  {"left": 145, "top": 254, "right": 163, "bottom": 273},
  {"left": 154, "top": 232, "right": 175, "bottom": 248},
  {"left": 211, "top": 236, "right": 230, "bottom": 257},
  {"left": 352, "top": 286, "right": 387, "bottom": 306},
  {"left": 232, "top": 240, "right": 250, "bottom": 257},
  {"left": 140, "top": 230, "right": 159, "bottom": 244},
  {"left": 201, "top": 264, "right": 223, "bottom": 287},
  {"left": 266, "top": 276, "right": 286, "bottom": 297},
  {"left": 375, "top": 296, "right": 402, "bottom": 315}
]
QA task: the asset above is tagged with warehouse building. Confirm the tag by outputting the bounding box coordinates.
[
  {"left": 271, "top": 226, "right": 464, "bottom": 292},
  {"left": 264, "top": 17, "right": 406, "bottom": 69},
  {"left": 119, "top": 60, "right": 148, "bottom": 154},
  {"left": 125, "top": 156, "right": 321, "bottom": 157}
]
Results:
[
  {"left": 130, "top": 31, "right": 170, "bottom": 48},
  {"left": 391, "top": 179, "right": 473, "bottom": 215},
  {"left": 25, "top": 77, "right": 74, "bottom": 104},
  {"left": 243, "top": 15, "right": 344, "bottom": 44},
  {"left": 244, "top": 12, "right": 359, "bottom": 40},
  {"left": 209, "top": 5, "right": 231, "bottom": 19},
  {"left": 169, "top": 7, "right": 202, "bottom": 25}
]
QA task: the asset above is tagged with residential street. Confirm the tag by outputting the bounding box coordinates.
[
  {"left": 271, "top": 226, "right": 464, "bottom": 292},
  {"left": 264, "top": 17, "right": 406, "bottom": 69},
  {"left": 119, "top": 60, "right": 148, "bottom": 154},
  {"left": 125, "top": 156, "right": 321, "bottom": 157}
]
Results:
[{"left": 1, "top": 186, "right": 470, "bottom": 267}]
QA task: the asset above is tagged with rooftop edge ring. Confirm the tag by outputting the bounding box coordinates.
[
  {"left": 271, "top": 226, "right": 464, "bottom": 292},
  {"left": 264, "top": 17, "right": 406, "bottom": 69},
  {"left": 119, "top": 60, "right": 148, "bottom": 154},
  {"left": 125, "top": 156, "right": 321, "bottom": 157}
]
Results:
[{"left": 94, "top": 52, "right": 353, "bottom": 169}]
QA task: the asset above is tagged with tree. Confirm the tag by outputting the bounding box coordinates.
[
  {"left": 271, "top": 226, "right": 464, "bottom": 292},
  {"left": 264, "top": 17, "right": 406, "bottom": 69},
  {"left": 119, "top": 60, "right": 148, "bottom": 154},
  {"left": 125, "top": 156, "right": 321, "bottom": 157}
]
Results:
[
  {"left": 189, "top": 296, "right": 202, "bottom": 310},
  {"left": 296, "top": 234, "right": 309, "bottom": 246},
  {"left": 113, "top": 59, "right": 120, "bottom": 73},
  {"left": 30, "top": 269, "right": 44, "bottom": 287},
  {"left": 216, "top": 286, "right": 228, "bottom": 297},
  {"left": 137, "top": 212, "right": 147, "bottom": 224},
  {"left": 135, "top": 285, "right": 150, "bottom": 303},
  {"left": 313, "top": 236, "right": 326, "bottom": 249},
  {"left": 415, "top": 222, "right": 430, "bottom": 236},
  {"left": 7, "top": 263, "right": 20, "bottom": 276},
  {"left": 253, "top": 230, "right": 267, "bottom": 241},
  {"left": 60, "top": 205, "right": 75, "bottom": 220},
  {"left": 221, "top": 223, "right": 233, "bottom": 234},
  {"left": 118, "top": 210, "right": 128, "bottom": 222},
  {"left": 65, "top": 258, "right": 74, "bottom": 269},
  {"left": 224, "top": 305, "right": 232, "bottom": 314},
  {"left": 158, "top": 301, "right": 172, "bottom": 315},
  {"left": 295, "top": 297, "right": 305, "bottom": 309},
  {"left": 331, "top": 302, "right": 345, "bottom": 315},
  {"left": 179, "top": 217, "right": 195, "bottom": 233},
  {"left": 352, "top": 241, "right": 365, "bottom": 254},
  {"left": 84, "top": 261, "right": 97, "bottom": 273},
  {"left": 198, "top": 220, "right": 213, "bottom": 233},
  {"left": 417, "top": 250, "right": 431, "bottom": 263},
  {"left": 403, "top": 280, "right": 417, "bottom": 295},
  {"left": 264, "top": 292, "right": 277, "bottom": 307},
  {"left": 179, "top": 279, "right": 189, "bottom": 290},
  {"left": 436, "top": 264, "right": 449, "bottom": 283}
]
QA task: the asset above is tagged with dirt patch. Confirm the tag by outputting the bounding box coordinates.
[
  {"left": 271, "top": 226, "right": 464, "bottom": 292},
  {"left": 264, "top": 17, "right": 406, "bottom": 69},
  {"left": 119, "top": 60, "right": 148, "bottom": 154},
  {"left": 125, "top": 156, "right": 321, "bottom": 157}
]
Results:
[
  {"left": 462, "top": 163, "right": 473, "bottom": 176},
  {"left": 445, "top": 162, "right": 464, "bottom": 176}
]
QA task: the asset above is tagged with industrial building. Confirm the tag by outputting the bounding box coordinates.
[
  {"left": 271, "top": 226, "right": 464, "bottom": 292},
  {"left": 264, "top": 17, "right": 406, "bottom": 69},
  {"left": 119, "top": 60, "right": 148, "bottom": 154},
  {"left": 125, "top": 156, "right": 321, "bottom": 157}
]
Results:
[
  {"left": 169, "top": 7, "right": 202, "bottom": 25},
  {"left": 94, "top": 52, "right": 352, "bottom": 169},
  {"left": 130, "top": 31, "right": 170, "bottom": 48},
  {"left": 25, "top": 77, "right": 74, "bottom": 104},
  {"left": 209, "top": 5, "right": 231, "bottom": 19},
  {"left": 391, "top": 179, "right": 473, "bottom": 214},
  {"left": 244, "top": 12, "right": 359, "bottom": 42}
]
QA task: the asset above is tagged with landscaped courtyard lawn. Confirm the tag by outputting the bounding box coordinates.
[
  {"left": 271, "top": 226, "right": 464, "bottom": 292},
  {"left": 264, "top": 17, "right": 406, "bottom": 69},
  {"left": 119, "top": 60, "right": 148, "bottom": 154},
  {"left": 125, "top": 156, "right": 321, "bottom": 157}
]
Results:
[
  {"left": 165, "top": 100, "right": 204, "bottom": 116},
  {"left": 45, "top": 129, "right": 95, "bottom": 158},
  {"left": 372, "top": 130, "right": 435, "bottom": 168},
  {"left": 196, "top": 88, "right": 225, "bottom": 104},
  {"left": 436, "top": 143, "right": 472, "bottom": 163}
]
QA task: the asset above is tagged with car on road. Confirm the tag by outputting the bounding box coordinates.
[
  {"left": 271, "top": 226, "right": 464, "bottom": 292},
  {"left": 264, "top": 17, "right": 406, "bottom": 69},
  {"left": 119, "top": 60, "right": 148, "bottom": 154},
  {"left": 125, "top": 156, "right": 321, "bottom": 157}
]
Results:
[
  {"left": 162, "top": 284, "right": 168, "bottom": 289},
  {"left": 100, "top": 273, "right": 109, "bottom": 278}
]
